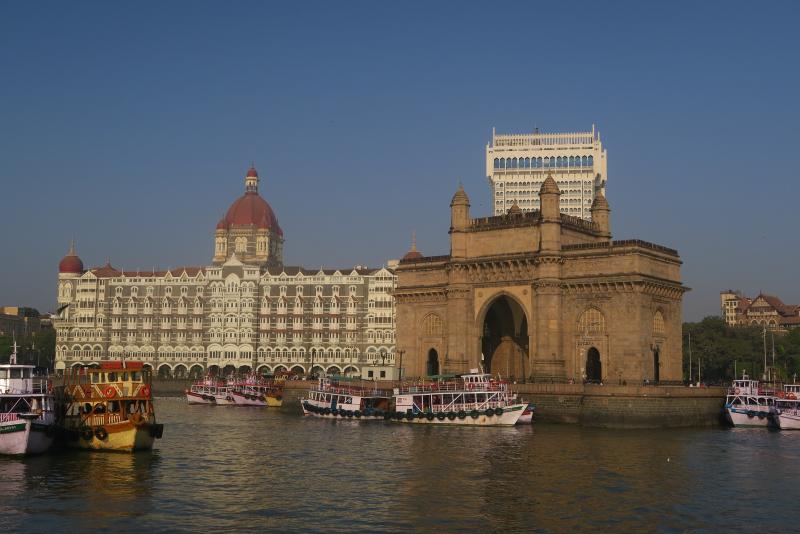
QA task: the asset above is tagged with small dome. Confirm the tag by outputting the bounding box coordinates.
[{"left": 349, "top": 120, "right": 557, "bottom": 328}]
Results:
[
  {"left": 58, "top": 241, "right": 84, "bottom": 274},
  {"left": 540, "top": 174, "right": 560, "bottom": 195},
  {"left": 591, "top": 191, "right": 609, "bottom": 211},
  {"left": 450, "top": 184, "right": 470, "bottom": 206},
  {"left": 507, "top": 202, "right": 522, "bottom": 215},
  {"left": 216, "top": 217, "right": 227, "bottom": 230},
  {"left": 402, "top": 231, "right": 423, "bottom": 261},
  {"left": 246, "top": 165, "right": 258, "bottom": 178}
]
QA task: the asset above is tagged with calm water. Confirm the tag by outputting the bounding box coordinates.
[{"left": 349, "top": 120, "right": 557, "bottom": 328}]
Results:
[{"left": 2, "top": 398, "right": 800, "bottom": 533}]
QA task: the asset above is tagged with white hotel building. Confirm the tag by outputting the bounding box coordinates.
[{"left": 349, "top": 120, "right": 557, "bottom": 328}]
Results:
[
  {"left": 486, "top": 126, "right": 608, "bottom": 219},
  {"left": 54, "top": 166, "right": 396, "bottom": 378}
]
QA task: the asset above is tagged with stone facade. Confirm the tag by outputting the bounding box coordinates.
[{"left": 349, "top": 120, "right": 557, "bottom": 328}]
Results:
[
  {"left": 395, "top": 176, "right": 687, "bottom": 384},
  {"left": 54, "top": 167, "right": 396, "bottom": 377}
]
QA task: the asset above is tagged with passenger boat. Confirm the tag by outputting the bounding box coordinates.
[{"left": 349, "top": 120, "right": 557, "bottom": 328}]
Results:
[
  {"left": 230, "top": 373, "right": 284, "bottom": 407},
  {"left": 772, "top": 384, "right": 800, "bottom": 430},
  {"left": 724, "top": 374, "right": 775, "bottom": 427},
  {"left": 185, "top": 375, "right": 234, "bottom": 405},
  {"left": 517, "top": 402, "right": 536, "bottom": 424},
  {"left": 0, "top": 343, "right": 56, "bottom": 455},
  {"left": 392, "top": 370, "right": 528, "bottom": 426},
  {"left": 55, "top": 361, "right": 164, "bottom": 451},
  {"left": 301, "top": 377, "right": 391, "bottom": 420}
]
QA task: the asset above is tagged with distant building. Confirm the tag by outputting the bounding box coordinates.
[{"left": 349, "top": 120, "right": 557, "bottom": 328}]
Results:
[
  {"left": 720, "top": 290, "right": 800, "bottom": 331},
  {"left": 0, "top": 307, "right": 44, "bottom": 338},
  {"left": 54, "top": 166, "right": 396, "bottom": 377},
  {"left": 486, "top": 126, "right": 607, "bottom": 219}
]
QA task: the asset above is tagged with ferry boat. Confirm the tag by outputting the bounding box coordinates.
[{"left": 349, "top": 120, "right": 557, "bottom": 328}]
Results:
[
  {"left": 0, "top": 343, "right": 56, "bottom": 455},
  {"left": 517, "top": 402, "right": 536, "bottom": 425},
  {"left": 230, "top": 373, "right": 284, "bottom": 407},
  {"left": 185, "top": 375, "right": 234, "bottom": 405},
  {"left": 301, "top": 377, "right": 391, "bottom": 420},
  {"left": 724, "top": 374, "right": 775, "bottom": 427},
  {"left": 773, "top": 384, "right": 800, "bottom": 430},
  {"left": 55, "top": 361, "right": 164, "bottom": 451},
  {"left": 392, "top": 370, "right": 528, "bottom": 426}
]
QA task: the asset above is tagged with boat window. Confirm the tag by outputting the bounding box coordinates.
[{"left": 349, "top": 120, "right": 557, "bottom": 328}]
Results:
[
  {"left": 91, "top": 373, "right": 101, "bottom": 383},
  {"left": 23, "top": 369, "right": 31, "bottom": 379},
  {"left": 122, "top": 372, "right": 129, "bottom": 381},
  {"left": 0, "top": 370, "right": 6, "bottom": 379},
  {"left": 131, "top": 372, "right": 141, "bottom": 381},
  {"left": 108, "top": 400, "right": 120, "bottom": 413},
  {"left": 94, "top": 403, "right": 106, "bottom": 414},
  {"left": 108, "top": 372, "right": 117, "bottom": 382},
  {"left": 10, "top": 369, "right": 21, "bottom": 379},
  {"left": 83, "top": 403, "right": 93, "bottom": 414}
]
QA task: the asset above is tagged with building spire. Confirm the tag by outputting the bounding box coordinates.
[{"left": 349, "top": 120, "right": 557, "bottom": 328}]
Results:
[
  {"left": 410, "top": 230, "right": 417, "bottom": 252},
  {"left": 245, "top": 164, "right": 259, "bottom": 193}
]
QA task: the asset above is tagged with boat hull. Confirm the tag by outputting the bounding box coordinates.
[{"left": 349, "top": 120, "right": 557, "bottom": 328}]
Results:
[
  {"left": 0, "top": 420, "right": 55, "bottom": 455},
  {"left": 300, "top": 399, "right": 386, "bottom": 420},
  {"left": 63, "top": 420, "right": 162, "bottom": 452},
  {"left": 775, "top": 412, "right": 800, "bottom": 430},
  {"left": 393, "top": 403, "right": 527, "bottom": 427},
  {"left": 232, "top": 391, "right": 283, "bottom": 407},
  {"left": 186, "top": 390, "right": 217, "bottom": 404},
  {"left": 725, "top": 406, "right": 772, "bottom": 427}
]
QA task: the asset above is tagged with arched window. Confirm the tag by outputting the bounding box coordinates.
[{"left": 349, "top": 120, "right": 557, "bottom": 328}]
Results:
[
  {"left": 653, "top": 310, "right": 666, "bottom": 337},
  {"left": 578, "top": 307, "right": 606, "bottom": 335},
  {"left": 421, "top": 314, "right": 443, "bottom": 336},
  {"left": 524, "top": 157, "right": 530, "bottom": 168},
  {"left": 511, "top": 157, "right": 518, "bottom": 169},
  {"left": 494, "top": 158, "right": 499, "bottom": 169},
  {"left": 588, "top": 155, "right": 593, "bottom": 166},
  {"left": 569, "top": 156, "right": 575, "bottom": 167},
  {"left": 582, "top": 155, "right": 588, "bottom": 166},
  {"left": 500, "top": 158, "right": 506, "bottom": 169}
]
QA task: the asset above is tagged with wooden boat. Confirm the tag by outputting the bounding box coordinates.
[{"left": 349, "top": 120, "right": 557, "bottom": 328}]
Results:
[
  {"left": 0, "top": 342, "right": 56, "bottom": 455},
  {"left": 301, "top": 377, "right": 391, "bottom": 420},
  {"left": 55, "top": 361, "right": 164, "bottom": 452}
]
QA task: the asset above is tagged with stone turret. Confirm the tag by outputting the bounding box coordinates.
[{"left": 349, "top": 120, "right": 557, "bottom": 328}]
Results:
[
  {"left": 450, "top": 184, "right": 470, "bottom": 259},
  {"left": 539, "top": 174, "right": 562, "bottom": 252},
  {"left": 591, "top": 191, "right": 611, "bottom": 240}
]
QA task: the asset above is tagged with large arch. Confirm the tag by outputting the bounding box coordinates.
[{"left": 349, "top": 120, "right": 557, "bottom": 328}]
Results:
[
  {"left": 586, "top": 347, "right": 602, "bottom": 382},
  {"left": 173, "top": 364, "right": 188, "bottom": 379},
  {"left": 157, "top": 363, "right": 173, "bottom": 379},
  {"left": 427, "top": 348, "right": 439, "bottom": 376},
  {"left": 479, "top": 294, "right": 529, "bottom": 378},
  {"left": 189, "top": 364, "right": 204, "bottom": 379}
]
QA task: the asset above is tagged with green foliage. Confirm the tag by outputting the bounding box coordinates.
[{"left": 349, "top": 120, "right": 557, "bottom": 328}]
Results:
[
  {"left": 683, "top": 317, "right": 800, "bottom": 383},
  {"left": 0, "top": 329, "right": 56, "bottom": 369}
]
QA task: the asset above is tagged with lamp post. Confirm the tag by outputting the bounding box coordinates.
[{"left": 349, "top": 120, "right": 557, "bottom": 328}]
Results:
[{"left": 397, "top": 349, "right": 405, "bottom": 381}]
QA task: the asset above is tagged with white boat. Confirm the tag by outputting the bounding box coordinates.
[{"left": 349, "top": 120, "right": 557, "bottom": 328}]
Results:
[
  {"left": 229, "top": 373, "right": 284, "bottom": 407},
  {"left": 0, "top": 343, "right": 56, "bottom": 455},
  {"left": 185, "top": 375, "right": 235, "bottom": 405},
  {"left": 517, "top": 403, "right": 535, "bottom": 424},
  {"left": 392, "top": 370, "right": 527, "bottom": 426},
  {"left": 724, "top": 374, "right": 775, "bottom": 427},
  {"left": 301, "top": 377, "right": 391, "bottom": 420},
  {"left": 773, "top": 384, "right": 800, "bottom": 430}
]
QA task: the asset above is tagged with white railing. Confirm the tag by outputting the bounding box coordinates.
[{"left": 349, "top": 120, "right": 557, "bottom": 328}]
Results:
[{"left": 0, "top": 413, "right": 21, "bottom": 423}]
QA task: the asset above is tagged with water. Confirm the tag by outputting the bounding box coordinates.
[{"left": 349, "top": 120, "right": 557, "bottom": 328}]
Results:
[{"left": 2, "top": 398, "right": 800, "bottom": 533}]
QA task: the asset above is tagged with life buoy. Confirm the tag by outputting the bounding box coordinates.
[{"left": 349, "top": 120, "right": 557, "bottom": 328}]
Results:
[
  {"left": 447, "top": 412, "right": 456, "bottom": 420},
  {"left": 485, "top": 408, "right": 494, "bottom": 417},
  {"left": 140, "top": 386, "right": 151, "bottom": 397},
  {"left": 458, "top": 411, "right": 466, "bottom": 420},
  {"left": 789, "top": 393, "right": 797, "bottom": 400},
  {"left": 426, "top": 412, "right": 435, "bottom": 421},
  {"left": 104, "top": 386, "right": 116, "bottom": 398},
  {"left": 470, "top": 410, "right": 479, "bottom": 419},
  {"left": 82, "top": 427, "right": 94, "bottom": 441},
  {"left": 95, "top": 427, "right": 108, "bottom": 440},
  {"left": 734, "top": 388, "right": 741, "bottom": 395},
  {"left": 495, "top": 407, "right": 504, "bottom": 416}
]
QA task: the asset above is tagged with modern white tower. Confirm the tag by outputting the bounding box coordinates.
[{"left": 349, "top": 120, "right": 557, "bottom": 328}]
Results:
[{"left": 486, "top": 125, "right": 608, "bottom": 219}]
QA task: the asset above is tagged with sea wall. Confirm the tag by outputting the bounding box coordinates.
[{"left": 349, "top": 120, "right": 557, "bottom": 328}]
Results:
[{"left": 155, "top": 379, "right": 726, "bottom": 428}]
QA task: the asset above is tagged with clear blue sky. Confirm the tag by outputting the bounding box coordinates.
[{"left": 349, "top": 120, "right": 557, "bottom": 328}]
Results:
[{"left": 1, "top": 1, "right": 798, "bottom": 321}]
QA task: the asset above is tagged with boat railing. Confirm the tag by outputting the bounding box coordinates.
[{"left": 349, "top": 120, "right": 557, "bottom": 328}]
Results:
[
  {"left": 318, "top": 385, "right": 391, "bottom": 397},
  {"left": 411, "top": 399, "right": 514, "bottom": 413},
  {"left": 399, "top": 382, "right": 508, "bottom": 394}
]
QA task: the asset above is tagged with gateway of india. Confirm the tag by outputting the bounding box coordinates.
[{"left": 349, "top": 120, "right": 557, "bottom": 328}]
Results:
[{"left": 395, "top": 128, "right": 688, "bottom": 383}]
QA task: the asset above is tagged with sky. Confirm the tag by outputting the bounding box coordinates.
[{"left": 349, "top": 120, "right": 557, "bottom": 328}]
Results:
[{"left": 0, "top": 1, "right": 798, "bottom": 321}]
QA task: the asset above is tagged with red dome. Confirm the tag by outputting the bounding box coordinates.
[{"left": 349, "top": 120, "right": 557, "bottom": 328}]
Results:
[
  {"left": 246, "top": 166, "right": 258, "bottom": 178},
  {"left": 59, "top": 250, "right": 84, "bottom": 274},
  {"left": 220, "top": 192, "right": 282, "bottom": 234},
  {"left": 402, "top": 250, "right": 423, "bottom": 261}
]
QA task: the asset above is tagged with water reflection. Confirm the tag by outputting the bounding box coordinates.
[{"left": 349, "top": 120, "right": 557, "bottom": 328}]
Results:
[{"left": 2, "top": 399, "right": 800, "bottom": 532}]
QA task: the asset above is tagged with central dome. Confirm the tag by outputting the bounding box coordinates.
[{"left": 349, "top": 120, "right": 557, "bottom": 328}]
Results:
[{"left": 217, "top": 166, "right": 283, "bottom": 236}]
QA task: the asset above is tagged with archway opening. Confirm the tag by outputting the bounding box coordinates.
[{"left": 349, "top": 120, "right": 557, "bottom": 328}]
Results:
[
  {"left": 173, "top": 365, "right": 187, "bottom": 379},
  {"left": 189, "top": 365, "right": 204, "bottom": 379},
  {"left": 222, "top": 364, "right": 236, "bottom": 376},
  {"left": 158, "top": 365, "right": 172, "bottom": 379},
  {"left": 586, "top": 347, "right": 601, "bottom": 383},
  {"left": 427, "top": 349, "right": 439, "bottom": 376},
  {"left": 481, "top": 295, "right": 529, "bottom": 379}
]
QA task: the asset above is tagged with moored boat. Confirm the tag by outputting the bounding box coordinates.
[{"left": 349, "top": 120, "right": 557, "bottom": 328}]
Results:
[
  {"left": 0, "top": 343, "right": 56, "bottom": 455},
  {"left": 773, "top": 384, "right": 800, "bottom": 430},
  {"left": 185, "top": 375, "right": 233, "bottom": 405},
  {"left": 517, "top": 402, "right": 536, "bottom": 424},
  {"left": 55, "top": 361, "right": 163, "bottom": 452},
  {"left": 724, "top": 374, "right": 775, "bottom": 427},
  {"left": 301, "top": 377, "right": 391, "bottom": 420},
  {"left": 230, "top": 373, "right": 284, "bottom": 407},
  {"left": 391, "top": 370, "right": 527, "bottom": 426}
]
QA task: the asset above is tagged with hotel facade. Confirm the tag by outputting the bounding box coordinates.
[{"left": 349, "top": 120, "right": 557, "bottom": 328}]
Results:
[{"left": 54, "top": 167, "right": 396, "bottom": 378}]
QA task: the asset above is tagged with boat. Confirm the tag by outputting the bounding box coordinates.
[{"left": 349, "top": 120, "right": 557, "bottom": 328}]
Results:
[
  {"left": 517, "top": 402, "right": 536, "bottom": 424},
  {"left": 229, "top": 373, "right": 284, "bottom": 407},
  {"left": 55, "top": 361, "right": 164, "bottom": 451},
  {"left": 301, "top": 376, "right": 391, "bottom": 420},
  {"left": 0, "top": 342, "right": 56, "bottom": 455},
  {"left": 724, "top": 374, "right": 775, "bottom": 427},
  {"left": 185, "top": 374, "right": 234, "bottom": 405},
  {"left": 773, "top": 384, "right": 800, "bottom": 430},
  {"left": 391, "top": 370, "right": 528, "bottom": 426}
]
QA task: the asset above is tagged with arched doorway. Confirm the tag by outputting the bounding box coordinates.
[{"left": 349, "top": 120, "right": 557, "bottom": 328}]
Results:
[
  {"left": 653, "top": 347, "right": 660, "bottom": 383},
  {"left": 427, "top": 349, "right": 439, "bottom": 376},
  {"left": 586, "top": 347, "right": 601, "bottom": 383},
  {"left": 481, "top": 295, "right": 529, "bottom": 379}
]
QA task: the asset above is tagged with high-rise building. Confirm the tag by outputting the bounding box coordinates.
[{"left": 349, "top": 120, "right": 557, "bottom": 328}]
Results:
[
  {"left": 54, "top": 166, "right": 396, "bottom": 378},
  {"left": 486, "top": 126, "right": 608, "bottom": 218}
]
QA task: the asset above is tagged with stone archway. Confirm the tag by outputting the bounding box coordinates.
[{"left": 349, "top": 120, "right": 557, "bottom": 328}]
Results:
[
  {"left": 586, "top": 347, "right": 601, "bottom": 383},
  {"left": 426, "top": 348, "right": 439, "bottom": 376},
  {"left": 480, "top": 295, "right": 529, "bottom": 379}
]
